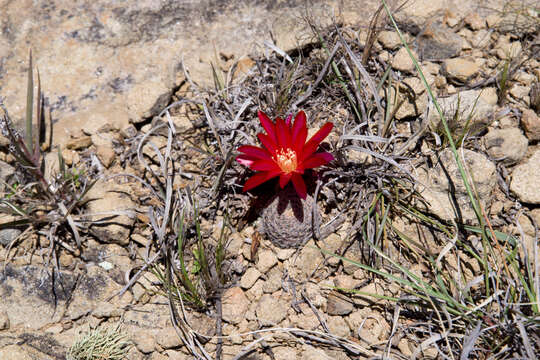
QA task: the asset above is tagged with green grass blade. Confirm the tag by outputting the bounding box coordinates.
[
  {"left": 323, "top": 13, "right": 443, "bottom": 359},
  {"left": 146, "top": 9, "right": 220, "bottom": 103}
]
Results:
[{"left": 25, "top": 49, "right": 34, "bottom": 152}]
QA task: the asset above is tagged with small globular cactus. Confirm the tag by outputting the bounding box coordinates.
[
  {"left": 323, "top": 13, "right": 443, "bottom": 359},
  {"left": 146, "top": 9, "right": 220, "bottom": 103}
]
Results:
[{"left": 260, "top": 186, "right": 321, "bottom": 248}]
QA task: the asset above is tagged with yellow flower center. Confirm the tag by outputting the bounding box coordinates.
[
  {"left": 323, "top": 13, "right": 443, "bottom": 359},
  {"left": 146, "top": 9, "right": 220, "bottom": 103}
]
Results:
[{"left": 275, "top": 148, "right": 298, "bottom": 174}]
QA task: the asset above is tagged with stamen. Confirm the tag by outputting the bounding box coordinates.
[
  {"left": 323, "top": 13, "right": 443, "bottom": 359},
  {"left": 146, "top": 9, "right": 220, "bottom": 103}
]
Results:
[{"left": 274, "top": 148, "right": 298, "bottom": 174}]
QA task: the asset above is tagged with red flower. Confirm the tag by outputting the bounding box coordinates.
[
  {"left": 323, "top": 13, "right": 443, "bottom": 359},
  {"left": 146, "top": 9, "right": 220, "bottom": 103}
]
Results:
[{"left": 237, "top": 110, "right": 334, "bottom": 199}]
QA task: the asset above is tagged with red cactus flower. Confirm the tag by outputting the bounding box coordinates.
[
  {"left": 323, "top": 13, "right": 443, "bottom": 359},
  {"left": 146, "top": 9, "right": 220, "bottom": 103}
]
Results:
[{"left": 237, "top": 110, "right": 334, "bottom": 199}]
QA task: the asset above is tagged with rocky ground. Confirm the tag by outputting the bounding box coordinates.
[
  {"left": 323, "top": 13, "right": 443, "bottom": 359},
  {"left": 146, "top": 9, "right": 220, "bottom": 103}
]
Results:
[{"left": 0, "top": 0, "right": 539, "bottom": 359}]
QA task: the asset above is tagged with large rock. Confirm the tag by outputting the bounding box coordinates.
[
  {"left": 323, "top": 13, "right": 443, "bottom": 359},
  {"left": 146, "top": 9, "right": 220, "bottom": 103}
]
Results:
[
  {"left": 418, "top": 148, "right": 496, "bottom": 222},
  {"left": 443, "top": 58, "right": 480, "bottom": 83},
  {"left": 86, "top": 179, "right": 136, "bottom": 245},
  {"left": 394, "top": 0, "right": 477, "bottom": 34},
  {"left": 417, "top": 21, "right": 463, "bottom": 60},
  {"left": 426, "top": 88, "right": 498, "bottom": 133},
  {"left": 510, "top": 150, "right": 540, "bottom": 204},
  {"left": 0, "top": 0, "right": 381, "bottom": 148},
  {"left": 0, "top": 264, "right": 73, "bottom": 330},
  {"left": 483, "top": 127, "right": 528, "bottom": 164}
]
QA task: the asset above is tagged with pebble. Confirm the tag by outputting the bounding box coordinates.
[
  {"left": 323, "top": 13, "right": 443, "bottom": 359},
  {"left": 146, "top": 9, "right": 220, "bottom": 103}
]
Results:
[
  {"left": 255, "top": 294, "right": 288, "bottom": 326},
  {"left": 510, "top": 150, "right": 540, "bottom": 204},
  {"left": 0, "top": 310, "right": 9, "bottom": 330},
  {"left": 391, "top": 47, "right": 417, "bottom": 73},
  {"left": 443, "top": 58, "right": 480, "bottom": 83},
  {"left": 377, "top": 31, "right": 401, "bottom": 50},
  {"left": 221, "top": 287, "right": 250, "bottom": 324},
  {"left": 132, "top": 329, "right": 157, "bottom": 354},
  {"left": 256, "top": 248, "right": 278, "bottom": 273},
  {"left": 521, "top": 109, "right": 540, "bottom": 141},
  {"left": 155, "top": 327, "right": 182, "bottom": 349},
  {"left": 464, "top": 12, "right": 486, "bottom": 30},
  {"left": 326, "top": 292, "right": 354, "bottom": 315},
  {"left": 240, "top": 267, "right": 261, "bottom": 289},
  {"left": 484, "top": 128, "right": 528, "bottom": 164}
]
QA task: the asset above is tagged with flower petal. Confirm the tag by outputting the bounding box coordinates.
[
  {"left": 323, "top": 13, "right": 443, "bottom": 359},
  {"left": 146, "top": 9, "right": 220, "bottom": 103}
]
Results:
[
  {"left": 275, "top": 117, "right": 291, "bottom": 149},
  {"left": 242, "top": 170, "right": 280, "bottom": 192},
  {"left": 236, "top": 154, "right": 256, "bottom": 167},
  {"left": 258, "top": 111, "right": 277, "bottom": 143},
  {"left": 279, "top": 173, "right": 292, "bottom": 188},
  {"left": 302, "top": 122, "right": 333, "bottom": 161},
  {"left": 285, "top": 113, "right": 293, "bottom": 126},
  {"left": 291, "top": 173, "right": 307, "bottom": 199},
  {"left": 238, "top": 145, "right": 271, "bottom": 160},
  {"left": 251, "top": 159, "right": 279, "bottom": 171},
  {"left": 292, "top": 111, "right": 308, "bottom": 156},
  {"left": 258, "top": 133, "right": 278, "bottom": 154},
  {"left": 300, "top": 152, "right": 334, "bottom": 170}
]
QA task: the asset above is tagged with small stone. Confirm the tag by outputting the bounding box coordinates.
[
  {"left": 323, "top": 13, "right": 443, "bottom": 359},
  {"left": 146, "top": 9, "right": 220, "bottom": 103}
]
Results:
[
  {"left": 164, "top": 350, "right": 189, "bottom": 360},
  {"left": 98, "top": 261, "right": 114, "bottom": 271},
  {"left": 256, "top": 249, "right": 278, "bottom": 273},
  {"left": 226, "top": 232, "right": 244, "bottom": 255},
  {"left": 417, "top": 21, "right": 463, "bottom": 60},
  {"left": 295, "top": 240, "right": 324, "bottom": 277},
  {"left": 391, "top": 47, "right": 417, "bottom": 73},
  {"left": 333, "top": 274, "right": 358, "bottom": 289},
  {"left": 155, "top": 327, "right": 182, "bottom": 349},
  {"left": 486, "top": 14, "right": 502, "bottom": 28},
  {"left": 445, "top": 11, "right": 459, "bottom": 27},
  {"left": 530, "top": 82, "right": 540, "bottom": 112},
  {"left": 262, "top": 267, "right": 282, "bottom": 294},
  {"left": 240, "top": 267, "right": 261, "bottom": 289},
  {"left": 0, "top": 228, "right": 21, "bottom": 247},
  {"left": 92, "top": 300, "right": 121, "bottom": 318},
  {"left": 464, "top": 12, "right": 486, "bottom": 30},
  {"left": 0, "top": 345, "right": 33, "bottom": 360},
  {"left": 515, "top": 71, "right": 536, "bottom": 87},
  {"left": 326, "top": 315, "right": 351, "bottom": 337},
  {"left": 378, "top": 50, "right": 391, "bottom": 62},
  {"left": 149, "top": 352, "right": 168, "bottom": 360},
  {"left": 326, "top": 292, "right": 354, "bottom": 315},
  {"left": 510, "top": 84, "right": 531, "bottom": 102},
  {"left": 45, "top": 323, "right": 63, "bottom": 334},
  {"left": 355, "top": 282, "right": 387, "bottom": 307},
  {"left": 470, "top": 29, "right": 491, "bottom": 48},
  {"left": 246, "top": 279, "right": 264, "bottom": 301},
  {"left": 61, "top": 149, "right": 80, "bottom": 166},
  {"left": 348, "top": 310, "right": 389, "bottom": 345},
  {"left": 0, "top": 310, "right": 9, "bottom": 330},
  {"left": 86, "top": 180, "right": 135, "bottom": 245},
  {"left": 496, "top": 40, "right": 522, "bottom": 60},
  {"left": 398, "top": 338, "right": 414, "bottom": 357},
  {"left": 304, "top": 282, "right": 326, "bottom": 308},
  {"left": 276, "top": 248, "right": 296, "bottom": 261},
  {"left": 443, "top": 58, "right": 480, "bottom": 83},
  {"left": 301, "top": 344, "right": 331, "bottom": 360},
  {"left": 66, "top": 136, "right": 93, "bottom": 150},
  {"left": 273, "top": 346, "right": 298, "bottom": 359},
  {"left": 96, "top": 144, "right": 116, "bottom": 168},
  {"left": 222, "top": 287, "right": 249, "bottom": 324},
  {"left": 121, "top": 124, "right": 138, "bottom": 138},
  {"left": 255, "top": 294, "right": 288, "bottom": 326},
  {"left": 531, "top": 209, "right": 540, "bottom": 227},
  {"left": 484, "top": 128, "right": 528, "bottom": 164},
  {"left": 132, "top": 329, "right": 156, "bottom": 354},
  {"left": 233, "top": 56, "right": 255, "bottom": 79},
  {"left": 510, "top": 150, "right": 540, "bottom": 204},
  {"left": 377, "top": 31, "right": 401, "bottom": 50}
]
